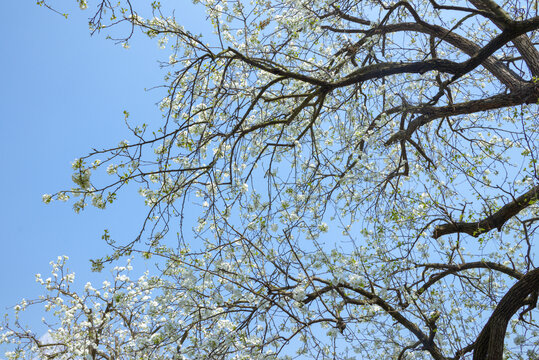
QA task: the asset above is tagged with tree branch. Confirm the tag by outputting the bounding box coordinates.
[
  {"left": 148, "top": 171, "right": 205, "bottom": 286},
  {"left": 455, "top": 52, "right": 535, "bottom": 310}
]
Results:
[
  {"left": 335, "top": 16, "right": 539, "bottom": 88},
  {"left": 473, "top": 267, "right": 539, "bottom": 359},
  {"left": 385, "top": 84, "right": 539, "bottom": 146},
  {"left": 433, "top": 185, "right": 539, "bottom": 239},
  {"left": 326, "top": 21, "right": 524, "bottom": 88},
  {"left": 417, "top": 261, "right": 523, "bottom": 296},
  {"left": 469, "top": 0, "right": 539, "bottom": 76}
]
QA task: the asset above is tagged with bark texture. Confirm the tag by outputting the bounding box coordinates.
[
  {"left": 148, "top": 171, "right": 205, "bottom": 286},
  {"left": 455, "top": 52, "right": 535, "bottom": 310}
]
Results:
[
  {"left": 432, "top": 185, "right": 539, "bottom": 239},
  {"left": 473, "top": 268, "right": 539, "bottom": 360}
]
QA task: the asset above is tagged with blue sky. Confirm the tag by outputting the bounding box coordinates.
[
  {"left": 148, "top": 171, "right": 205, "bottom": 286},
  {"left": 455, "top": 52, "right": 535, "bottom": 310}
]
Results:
[{"left": 0, "top": 0, "right": 206, "bottom": 341}]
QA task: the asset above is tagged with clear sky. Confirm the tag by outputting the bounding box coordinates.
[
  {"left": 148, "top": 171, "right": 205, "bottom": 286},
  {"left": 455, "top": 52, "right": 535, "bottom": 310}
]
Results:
[{"left": 0, "top": 0, "right": 206, "bottom": 343}]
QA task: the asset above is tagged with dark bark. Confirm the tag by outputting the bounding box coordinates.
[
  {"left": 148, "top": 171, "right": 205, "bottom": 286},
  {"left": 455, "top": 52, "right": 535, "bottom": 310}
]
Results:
[
  {"left": 327, "top": 21, "right": 525, "bottom": 89},
  {"left": 385, "top": 83, "right": 539, "bottom": 146},
  {"left": 433, "top": 185, "right": 539, "bottom": 239},
  {"left": 473, "top": 268, "right": 539, "bottom": 360},
  {"left": 417, "top": 262, "right": 523, "bottom": 296},
  {"left": 334, "top": 16, "right": 539, "bottom": 88},
  {"left": 469, "top": 0, "right": 539, "bottom": 76},
  {"left": 231, "top": 17, "right": 539, "bottom": 91}
]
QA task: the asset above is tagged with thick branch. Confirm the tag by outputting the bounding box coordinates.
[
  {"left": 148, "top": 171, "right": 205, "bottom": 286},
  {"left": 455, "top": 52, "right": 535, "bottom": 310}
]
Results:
[
  {"left": 417, "top": 262, "right": 523, "bottom": 295},
  {"left": 335, "top": 59, "right": 463, "bottom": 87},
  {"left": 336, "top": 282, "right": 449, "bottom": 360},
  {"left": 327, "top": 21, "right": 524, "bottom": 88},
  {"left": 433, "top": 185, "right": 539, "bottom": 239},
  {"left": 473, "top": 267, "right": 539, "bottom": 359},
  {"left": 335, "top": 16, "right": 539, "bottom": 88},
  {"left": 469, "top": 0, "right": 539, "bottom": 76},
  {"left": 385, "top": 83, "right": 539, "bottom": 146},
  {"left": 231, "top": 17, "right": 539, "bottom": 93}
]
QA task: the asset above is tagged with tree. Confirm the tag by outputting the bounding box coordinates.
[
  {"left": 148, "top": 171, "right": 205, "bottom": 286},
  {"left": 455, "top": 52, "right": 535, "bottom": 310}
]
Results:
[{"left": 2, "top": 0, "right": 539, "bottom": 358}]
